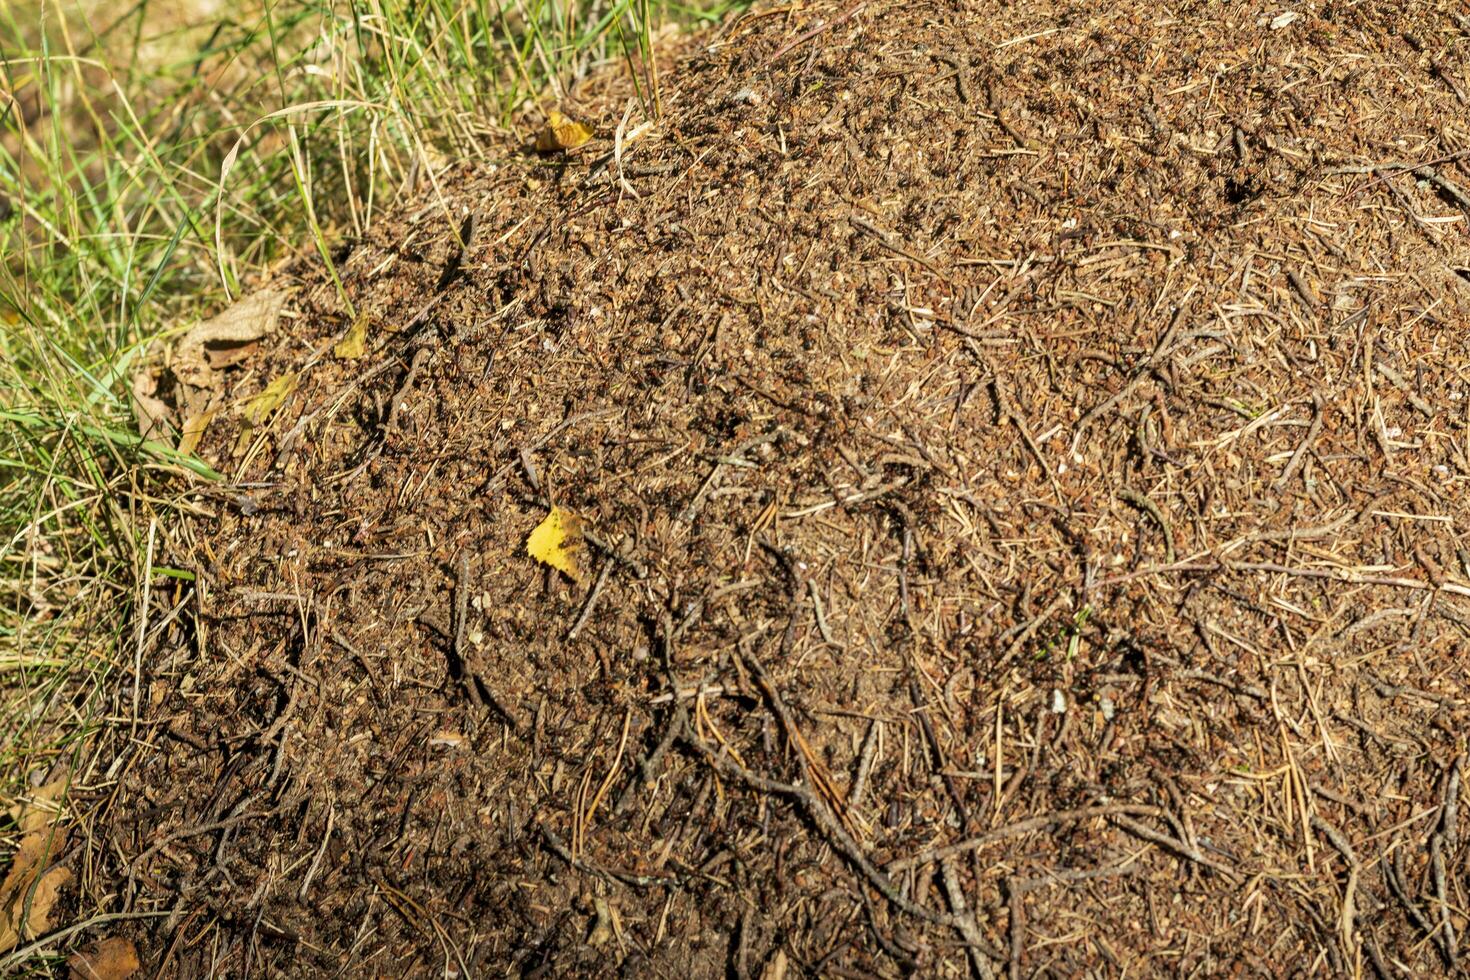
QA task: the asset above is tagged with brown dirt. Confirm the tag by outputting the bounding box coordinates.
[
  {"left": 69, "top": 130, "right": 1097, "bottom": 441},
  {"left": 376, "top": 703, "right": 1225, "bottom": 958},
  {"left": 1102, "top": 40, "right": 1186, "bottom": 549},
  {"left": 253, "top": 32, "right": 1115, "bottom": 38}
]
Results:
[{"left": 79, "top": 0, "right": 1470, "bottom": 975}]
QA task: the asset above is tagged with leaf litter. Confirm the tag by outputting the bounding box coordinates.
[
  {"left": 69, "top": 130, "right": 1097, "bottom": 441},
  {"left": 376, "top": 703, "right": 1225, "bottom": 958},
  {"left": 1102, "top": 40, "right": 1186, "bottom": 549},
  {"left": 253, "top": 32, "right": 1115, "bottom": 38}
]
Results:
[
  {"left": 81, "top": 1, "right": 1470, "bottom": 976},
  {"left": 0, "top": 773, "right": 70, "bottom": 954},
  {"left": 128, "top": 286, "right": 290, "bottom": 455},
  {"left": 66, "top": 937, "right": 141, "bottom": 980}
]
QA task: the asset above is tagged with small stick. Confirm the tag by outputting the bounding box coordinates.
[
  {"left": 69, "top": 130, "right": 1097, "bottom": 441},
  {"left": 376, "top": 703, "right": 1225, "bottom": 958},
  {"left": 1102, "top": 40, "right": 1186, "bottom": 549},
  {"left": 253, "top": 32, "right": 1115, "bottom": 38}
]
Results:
[
  {"left": 1006, "top": 878, "right": 1024, "bottom": 980},
  {"left": 1068, "top": 293, "right": 1196, "bottom": 456},
  {"left": 930, "top": 54, "right": 973, "bottom": 104},
  {"left": 1383, "top": 851, "right": 1443, "bottom": 967},
  {"left": 1108, "top": 813, "right": 1239, "bottom": 879},
  {"left": 763, "top": 0, "right": 868, "bottom": 65},
  {"left": 940, "top": 858, "right": 1000, "bottom": 979},
  {"left": 1312, "top": 815, "right": 1361, "bottom": 957},
  {"left": 909, "top": 674, "right": 970, "bottom": 827},
  {"left": 385, "top": 346, "right": 433, "bottom": 430},
  {"left": 850, "top": 720, "right": 880, "bottom": 812},
  {"left": 519, "top": 448, "right": 541, "bottom": 492},
  {"left": 1415, "top": 165, "right": 1470, "bottom": 212},
  {"left": 1096, "top": 560, "right": 1470, "bottom": 599},
  {"left": 297, "top": 803, "right": 336, "bottom": 901},
  {"left": 453, "top": 554, "right": 481, "bottom": 710},
  {"left": 447, "top": 556, "right": 526, "bottom": 732},
  {"left": 1274, "top": 394, "right": 1325, "bottom": 491},
  {"left": 567, "top": 558, "right": 614, "bottom": 641},
  {"left": 898, "top": 524, "right": 913, "bottom": 627},
  {"left": 807, "top": 578, "right": 836, "bottom": 646},
  {"left": 1117, "top": 488, "right": 1176, "bottom": 564},
  {"left": 851, "top": 214, "right": 946, "bottom": 276},
  {"left": 1017, "top": 856, "right": 1141, "bottom": 890},
  {"left": 539, "top": 824, "right": 670, "bottom": 889},
  {"left": 886, "top": 803, "right": 1164, "bottom": 872},
  {"left": 741, "top": 645, "right": 854, "bottom": 831},
  {"left": 1443, "top": 757, "right": 1463, "bottom": 851},
  {"left": 1287, "top": 268, "right": 1319, "bottom": 317},
  {"left": 682, "top": 727, "right": 960, "bottom": 930},
  {"left": 614, "top": 612, "right": 690, "bottom": 815},
  {"left": 126, "top": 806, "right": 278, "bottom": 878},
  {"left": 991, "top": 377, "right": 1062, "bottom": 500},
  {"left": 986, "top": 84, "right": 1033, "bottom": 149},
  {"left": 1363, "top": 936, "right": 1392, "bottom": 980},
  {"left": 1431, "top": 833, "right": 1458, "bottom": 968},
  {"left": 1178, "top": 668, "right": 1268, "bottom": 701},
  {"left": 648, "top": 683, "right": 727, "bottom": 705},
  {"left": 1374, "top": 362, "right": 1434, "bottom": 416},
  {"left": 995, "top": 594, "right": 1071, "bottom": 672}
]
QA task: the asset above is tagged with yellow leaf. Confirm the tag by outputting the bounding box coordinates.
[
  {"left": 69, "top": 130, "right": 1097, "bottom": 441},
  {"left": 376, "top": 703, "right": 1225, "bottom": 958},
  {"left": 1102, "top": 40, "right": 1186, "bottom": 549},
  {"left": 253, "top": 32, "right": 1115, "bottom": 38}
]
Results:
[
  {"left": 526, "top": 505, "right": 583, "bottom": 581},
  {"left": 535, "top": 111, "right": 593, "bottom": 152},
  {"left": 231, "top": 421, "right": 256, "bottom": 457},
  {"left": 241, "top": 372, "right": 298, "bottom": 424},
  {"left": 334, "top": 315, "right": 370, "bottom": 359},
  {"left": 177, "top": 408, "right": 217, "bottom": 456}
]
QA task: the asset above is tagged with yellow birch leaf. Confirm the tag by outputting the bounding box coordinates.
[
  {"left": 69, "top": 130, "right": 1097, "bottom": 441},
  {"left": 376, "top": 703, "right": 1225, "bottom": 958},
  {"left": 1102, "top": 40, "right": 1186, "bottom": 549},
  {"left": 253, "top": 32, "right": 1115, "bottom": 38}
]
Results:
[
  {"left": 241, "top": 372, "right": 298, "bottom": 424},
  {"left": 526, "top": 506, "right": 583, "bottom": 581},
  {"left": 535, "top": 111, "right": 593, "bottom": 152},
  {"left": 334, "top": 315, "right": 369, "bottom": 359}
]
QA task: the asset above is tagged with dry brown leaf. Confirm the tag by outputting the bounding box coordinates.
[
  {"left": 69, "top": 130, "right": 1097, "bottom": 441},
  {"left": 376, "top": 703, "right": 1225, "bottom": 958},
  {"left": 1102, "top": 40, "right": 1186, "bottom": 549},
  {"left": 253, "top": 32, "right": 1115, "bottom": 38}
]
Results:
[
  {"left": 6, "top": 774, "right": 67, "bottom": 832},
  {"left": 129, "top": 370, "right": 175, "bottom": 443},
  {"left": 0, "top": 865, "right": 71, "bottom": 952},
  {"left": 67, "top": 936, "right": 141, "bottom": 980},
  {"left": 0, "top": 823, "right": 69, "bottom": 894},
  {"left": 173, "top": 288, "right": 286, "bottom": 389},
  {"left": 176, "top": 289, "right": 286, "bottom": 379},
  {"left": 169, "top": 287, "right": 288, "bottom": 454},
  {"left": 0, "top": 776, "right": 71, "bottom": 953}
]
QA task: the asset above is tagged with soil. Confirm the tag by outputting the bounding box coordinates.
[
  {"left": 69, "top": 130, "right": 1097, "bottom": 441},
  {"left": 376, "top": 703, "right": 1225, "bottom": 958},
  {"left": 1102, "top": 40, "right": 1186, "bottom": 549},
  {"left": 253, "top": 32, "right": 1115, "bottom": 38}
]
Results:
[{"left": 83, "top": 0, "right": 1470, "bottom": 975}]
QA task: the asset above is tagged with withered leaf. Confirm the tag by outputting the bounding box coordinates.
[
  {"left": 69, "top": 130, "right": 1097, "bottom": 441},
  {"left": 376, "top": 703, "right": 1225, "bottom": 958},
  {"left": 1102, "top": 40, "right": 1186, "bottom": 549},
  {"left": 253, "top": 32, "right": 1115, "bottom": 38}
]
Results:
[
  {"left": 173, "top": 288, "right": 287, "bottom": 390},
  {"left": 241, "top": 373, "right": 298, "bottom": 425},
  {"left": 67, "top": 936, "right": 141, "bottom": 980},
  {"left": 536, "top": 111, "right": 593, "bottom": 152},
  {"left": 0, "top": 773, "right": 70, "bottom": 953}
]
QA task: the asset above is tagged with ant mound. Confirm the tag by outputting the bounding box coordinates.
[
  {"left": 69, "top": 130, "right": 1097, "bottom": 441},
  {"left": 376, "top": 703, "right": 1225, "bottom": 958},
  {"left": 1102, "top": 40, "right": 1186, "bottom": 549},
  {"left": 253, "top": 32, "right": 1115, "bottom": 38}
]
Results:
[{"left": 100, "top": 1, "right": 1470, "bottom": 975}]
